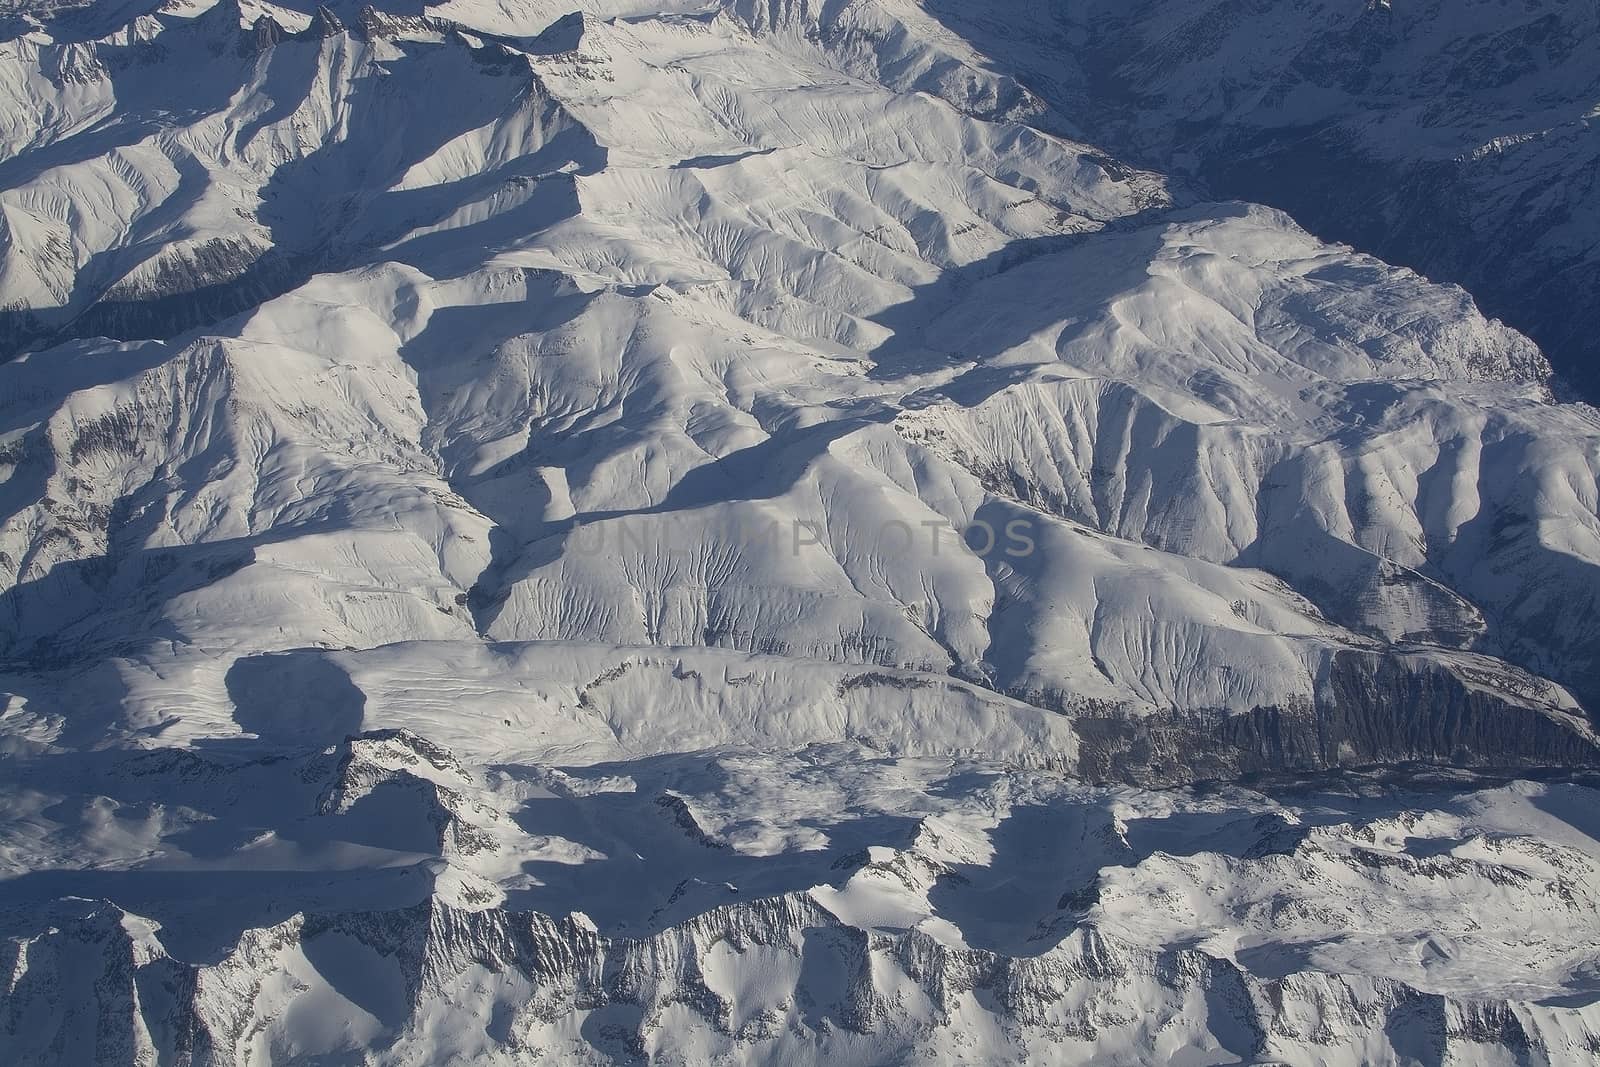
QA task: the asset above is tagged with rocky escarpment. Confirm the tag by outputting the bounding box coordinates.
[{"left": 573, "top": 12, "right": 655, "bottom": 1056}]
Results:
[
  {"left": 6, "top": 723, "right": 1600, "bottom": 1064},
  {"left": 1068, "top": 648, "right": 1600, "bottom": 785},
  {"left": 5, "top": 891, "right": 1598, "bottom": 1065}
]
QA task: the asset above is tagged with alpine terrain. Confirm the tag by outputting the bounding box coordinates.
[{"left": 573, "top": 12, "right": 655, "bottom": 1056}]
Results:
[{"left": 2, "top": 0, "right": 1600, "bottom": 1063}]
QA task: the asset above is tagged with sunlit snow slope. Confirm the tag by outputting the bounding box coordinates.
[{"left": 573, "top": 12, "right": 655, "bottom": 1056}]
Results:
[{"left": 3, "top": 1, "right": 1600, "bottom": 1064}]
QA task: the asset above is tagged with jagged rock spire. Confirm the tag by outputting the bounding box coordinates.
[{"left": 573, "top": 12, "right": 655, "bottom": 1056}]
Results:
[
  {"left": 308, "top": 4, "right": 346, "bottom": 38},
  {"left": 250, "top": 13, "right": 283, "bottom": 53}
]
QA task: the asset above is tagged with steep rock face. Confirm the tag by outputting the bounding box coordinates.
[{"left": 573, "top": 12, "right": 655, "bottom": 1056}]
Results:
[
  {"left": 8, "top": 869, "right": 1600, "bottom": 1064},
  {"left": 1070, "top": 648, "right": 1600, "bottom": 785}
]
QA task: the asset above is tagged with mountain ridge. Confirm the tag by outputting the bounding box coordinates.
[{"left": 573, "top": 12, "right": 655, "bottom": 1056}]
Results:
[{"left": 3, "top": 1, "right": 1600, "bottom": 1062}]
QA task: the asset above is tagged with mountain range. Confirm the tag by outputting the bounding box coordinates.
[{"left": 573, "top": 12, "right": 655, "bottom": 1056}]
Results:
[{"left": 2, "top": 1, "right": 1600, "bottom": 1063}]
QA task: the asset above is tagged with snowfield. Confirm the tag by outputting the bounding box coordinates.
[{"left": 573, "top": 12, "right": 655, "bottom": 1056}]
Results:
[{"left": 2, "top": 0, "right": 1600, "bottom": 1063}]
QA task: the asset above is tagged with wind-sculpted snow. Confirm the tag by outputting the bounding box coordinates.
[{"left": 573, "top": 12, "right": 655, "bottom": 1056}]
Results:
[{"left": 2, "top": 0, "right": 1600, "bottom": 1063}]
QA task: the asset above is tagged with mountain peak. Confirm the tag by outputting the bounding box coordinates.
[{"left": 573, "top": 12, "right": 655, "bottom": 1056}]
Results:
[{"left": 307, "top": 3, "right": 345, "bottom": 38}]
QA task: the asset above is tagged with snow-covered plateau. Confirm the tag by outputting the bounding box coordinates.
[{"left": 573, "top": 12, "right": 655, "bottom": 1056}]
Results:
[{"left": 1, "top": 0, "right": 1599, "bottom": 1063}]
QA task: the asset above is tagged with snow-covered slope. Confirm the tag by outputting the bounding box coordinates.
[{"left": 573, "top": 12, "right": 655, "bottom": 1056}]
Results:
[
  {"left": 2, "top": 1, "right": 1599, "bottom": 1063},
  {"left": 918, "top": 0, "right": 1600, "bottom": 400}
]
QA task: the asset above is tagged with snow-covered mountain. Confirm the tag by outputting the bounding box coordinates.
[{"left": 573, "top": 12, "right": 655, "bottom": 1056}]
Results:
[
  {"left": 922, "top": 0, "right": 1600, "bottom": 399},
  {"left": 2, "top": 1, "right": 1599, "bottom": 1063}
]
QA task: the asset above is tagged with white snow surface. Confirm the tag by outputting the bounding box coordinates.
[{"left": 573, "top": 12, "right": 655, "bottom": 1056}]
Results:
[{"left": 1, "top": 1, "right": 1600, "bottom": 1063}]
